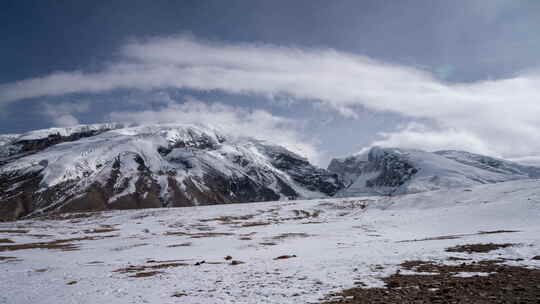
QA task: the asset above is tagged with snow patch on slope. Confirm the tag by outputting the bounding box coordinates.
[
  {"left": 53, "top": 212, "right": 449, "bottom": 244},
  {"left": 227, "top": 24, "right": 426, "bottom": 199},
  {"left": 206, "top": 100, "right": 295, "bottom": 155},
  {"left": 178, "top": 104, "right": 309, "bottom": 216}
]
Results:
[
  {"left": 0, "top": 123, "right": 341, "bottom": 218},
  {"left": 333, "top": 147, "right": 540, "bottom": 197}
]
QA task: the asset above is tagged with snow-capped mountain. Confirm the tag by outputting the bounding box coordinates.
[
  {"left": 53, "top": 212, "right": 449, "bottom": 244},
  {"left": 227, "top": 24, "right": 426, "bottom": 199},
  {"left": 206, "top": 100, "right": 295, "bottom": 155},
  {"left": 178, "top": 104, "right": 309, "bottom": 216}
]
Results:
[
  {"left": 434, "top": 150, "right": 540, "bottom": 178},
  {"left": 0, "top": 123, "right": 342, "bottom": 221},
  {"left": 0, "top": 123, "right": 127, "bottom": 160},
  {"left": 3, "top": 123, "right": 540, "bottom": 221},
  {"left": 329, "top": 146, "right": 540, "bottom": 197}
]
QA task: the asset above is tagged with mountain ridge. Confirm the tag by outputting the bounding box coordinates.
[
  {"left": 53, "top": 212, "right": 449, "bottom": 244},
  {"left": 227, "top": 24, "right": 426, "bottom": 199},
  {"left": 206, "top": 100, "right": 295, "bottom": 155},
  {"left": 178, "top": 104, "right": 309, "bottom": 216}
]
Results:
[
  {"left": 2, "top": 124, "right": 540, "bottom": 221},
  {"left": 329, "top": 146, "right": 540, "bottom": 197},
  {"left": 0, "top": 123, "right": 342, "bottom": 221}
]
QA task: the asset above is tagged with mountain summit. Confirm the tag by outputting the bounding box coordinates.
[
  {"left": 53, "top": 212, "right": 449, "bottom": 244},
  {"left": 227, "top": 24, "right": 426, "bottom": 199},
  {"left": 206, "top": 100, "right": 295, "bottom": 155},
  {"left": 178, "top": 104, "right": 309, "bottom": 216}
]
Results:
[
  {"left": 0, "top": 123, "right": 342, "bottom": 220},
  {"left": 329, "top": 146, "right": 540, "bottom": 197},
  {"left": 2, "top": 124, "right": 539, "bottom": 221}
]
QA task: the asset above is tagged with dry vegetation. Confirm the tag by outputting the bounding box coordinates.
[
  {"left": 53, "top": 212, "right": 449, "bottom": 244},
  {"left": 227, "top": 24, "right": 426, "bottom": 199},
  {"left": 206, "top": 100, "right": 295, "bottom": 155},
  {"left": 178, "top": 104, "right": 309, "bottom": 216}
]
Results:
[
  {"left": 322, "top": 258, "right": 540, "bottom": 304},
  {"left": 0, "top": 235, "right": 117, "bottom": 252},
  {"left": 446, "top": 243, "right": 517, "bottom": 253}
]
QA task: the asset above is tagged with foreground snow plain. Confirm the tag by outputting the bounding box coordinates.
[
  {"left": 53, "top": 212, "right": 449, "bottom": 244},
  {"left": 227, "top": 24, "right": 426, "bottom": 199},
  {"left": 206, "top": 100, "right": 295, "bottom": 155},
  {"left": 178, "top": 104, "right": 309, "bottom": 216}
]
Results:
[{"left": 1, "top": 179, "right": 540, "bottom": 304}]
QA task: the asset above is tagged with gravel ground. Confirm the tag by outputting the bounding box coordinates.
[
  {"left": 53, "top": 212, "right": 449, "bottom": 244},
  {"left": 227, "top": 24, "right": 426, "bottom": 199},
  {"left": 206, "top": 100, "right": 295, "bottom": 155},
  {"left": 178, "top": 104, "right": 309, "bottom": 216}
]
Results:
[{"left": 322, "top": 245, "right": 540, "bottom": 304}]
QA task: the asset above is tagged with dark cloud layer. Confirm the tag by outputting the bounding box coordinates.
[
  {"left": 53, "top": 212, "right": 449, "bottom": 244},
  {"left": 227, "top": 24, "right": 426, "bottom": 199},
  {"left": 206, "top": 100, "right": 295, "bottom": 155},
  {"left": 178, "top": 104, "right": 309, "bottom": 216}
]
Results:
[{"left": 1, "top": 0, "right": 539, "bottom": 164}]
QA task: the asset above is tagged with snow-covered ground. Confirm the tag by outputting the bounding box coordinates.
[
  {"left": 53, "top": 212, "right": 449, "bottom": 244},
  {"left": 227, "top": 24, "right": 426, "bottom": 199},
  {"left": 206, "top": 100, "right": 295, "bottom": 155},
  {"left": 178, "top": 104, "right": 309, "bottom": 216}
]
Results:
[{"left": 1, "top": 179, "right": 540, "bottom": 304}]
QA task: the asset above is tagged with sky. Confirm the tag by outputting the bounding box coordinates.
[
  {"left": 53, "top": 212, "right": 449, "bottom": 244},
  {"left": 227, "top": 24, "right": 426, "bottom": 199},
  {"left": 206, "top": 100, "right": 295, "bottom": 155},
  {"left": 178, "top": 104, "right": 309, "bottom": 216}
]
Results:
[{"left": 1, "top": 0, "right": 540, "bottom": 166}]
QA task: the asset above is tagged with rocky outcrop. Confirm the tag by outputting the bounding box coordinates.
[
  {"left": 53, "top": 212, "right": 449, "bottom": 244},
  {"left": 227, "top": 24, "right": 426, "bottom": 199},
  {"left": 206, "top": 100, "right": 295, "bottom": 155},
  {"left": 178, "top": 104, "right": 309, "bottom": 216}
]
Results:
[
  {"left": 361, "top": 147, "right": 418, "bottom": 188},
  {"left": 327, "top": 156, "right": 366, "bottom": 187},
  {"left": 265, "top": 145, "right": 343, "bottom": 196}
]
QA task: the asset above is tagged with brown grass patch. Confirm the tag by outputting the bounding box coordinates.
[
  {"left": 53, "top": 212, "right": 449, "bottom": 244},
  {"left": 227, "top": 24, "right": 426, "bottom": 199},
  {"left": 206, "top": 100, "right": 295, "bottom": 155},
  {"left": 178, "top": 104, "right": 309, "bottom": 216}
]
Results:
[
  {"left": 241, "top": 232, "right": 257, "bottom": 236},
  {"left": 167, "top": 242, "right": 192, "bottom": 247},
  {"left": 292, "top": 209, "right": 321, "bottom": 219},
  {"left": 271, "top": 209, "right": 324, "bottom": 223},
  {"left": 164, "top": 231, "right": 234, "bottom": 238},
  {"left": 0, "top": 229, "right": 28, "bottom": 234},
  {"left": 34, "top": 268, "right": 48, "bottom": 272},
  {"left": 274, "top": 254, "right": 297, "bottom": 260},
  {"left": 446, "top": 243, "right": 516, "bottom": 254},
  {"left": 447, "top": 256, "right": 470, "bottom": 261},
  {"left": 0, "top": 235, "right": 117, "bottom": 252},
  {"left": 111, "top": 243, "right": 148, "bottom": 251},
  {"left": 83, "top": 228, "right": 118, "bottom": 234},
  {"left": 397, "top": 235, "right": 462, "bottom": 243},
  {"left": 239, "top": 232, "right": 256, "bottom": 240},
  {"left": 189, "top": 232, "right": 234, "bottom": 238},
  {"left": 27, "top": 234, "right": 53, "bottom": 239},
  {"left": 0, "top": 238, "right": 14, "bottom": 244},
  {"left": 0, "top": 240, "right": 77, "bottom": 252},
  {"left": 272, "top": 232, "right": 311, "bottom": 240},
  {"left": 40, "top": 212, "right": 105, "bottom": 221},
  {"left": 129, "top": 271, "right": 163, "bottom": 278},
  {"left": 0, "top": 256, "right": 20, "bottom": 262},
  {"left": 302, "top": 221, "right": 326, "bottom": 225},
  {"left": 322, "top": 259, "right": 540, "bottom": 304},
  {"left": 114, "top": 262, "right": 189, "bottom": 274},
  {"left": 478, "top": 230, "right": 520, "bottom": 235},
  {"left": 397, "top": 230, "right": 519, "bottom": 243},
  {"left": 240, "top": 221, "right": 271, "bottom": 227},
  {"left": 259, "top": 242, "right": 278, "bottom": 246},
  {"left": 164, "top": 231, "right": 190, "bottom": 236},
  {"left": 146, "top": 259, "right": 190, "bottom": 263},
  {"left": 199, "top": 214, "right": 255, "bottom": 224},
  {"left": 189, "top": 224, "right": 215, "bottom": 231}
]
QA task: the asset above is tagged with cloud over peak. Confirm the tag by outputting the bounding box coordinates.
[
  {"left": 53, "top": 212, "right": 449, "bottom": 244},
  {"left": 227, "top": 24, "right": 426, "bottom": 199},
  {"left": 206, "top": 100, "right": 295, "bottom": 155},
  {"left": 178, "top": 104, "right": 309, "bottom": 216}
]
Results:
[
  {"left": 108, "top": 97, "right": 322, "bottom": 164},
  {"left": 1, "top": 35, "right": 539, "bottom": 160}
]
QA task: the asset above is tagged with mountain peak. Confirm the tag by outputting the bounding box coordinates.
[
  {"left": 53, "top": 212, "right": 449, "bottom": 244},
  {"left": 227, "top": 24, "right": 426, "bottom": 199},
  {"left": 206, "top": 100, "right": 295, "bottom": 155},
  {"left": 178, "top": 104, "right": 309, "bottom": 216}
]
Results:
[
  {"left": 329, "top": 146, "right": 540, "bottom": 197},
  {"left": 0, "top": 123, "right": 342, "bottom": 221}
]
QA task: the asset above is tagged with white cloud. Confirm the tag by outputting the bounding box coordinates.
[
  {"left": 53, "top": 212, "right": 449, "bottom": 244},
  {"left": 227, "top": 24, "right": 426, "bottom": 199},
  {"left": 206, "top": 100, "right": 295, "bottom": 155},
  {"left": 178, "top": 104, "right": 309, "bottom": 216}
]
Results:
[
  {"left": 51, "top": 114, "right": 80, "bottom": 127},
  {"left": 1, "top": 36, "right": 540, "bottom": 159},
  {"left": 42, "top": 102, "right": 90, "bottom": 127},
  {"left": 108, "top": 97, "right": 322, "bottom": 164},
  {"left": 508, "top": 155, "right": 540, "bottom": 167},
  {"left": 361, "top": 123, "right": 498, "bottom": 156}
]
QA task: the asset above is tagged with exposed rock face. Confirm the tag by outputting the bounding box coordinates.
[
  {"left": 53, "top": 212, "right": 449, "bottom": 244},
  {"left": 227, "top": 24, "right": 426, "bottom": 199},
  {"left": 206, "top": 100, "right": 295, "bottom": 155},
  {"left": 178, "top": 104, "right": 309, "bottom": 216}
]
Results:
[
  {"left": 0, "top": 124, "right": 343, "bottom": 221},
  {"left": 264, "top": 145, "right": 342, "bottom": 197},
  {"left": 329, "top": 147, "right": 540, "bottom": 197},
  {"left": 361, "top": 148, "right": 418, "bottom": 188},
  {"left": 328, "top": 156, "right": 366, "bottom": 187}
]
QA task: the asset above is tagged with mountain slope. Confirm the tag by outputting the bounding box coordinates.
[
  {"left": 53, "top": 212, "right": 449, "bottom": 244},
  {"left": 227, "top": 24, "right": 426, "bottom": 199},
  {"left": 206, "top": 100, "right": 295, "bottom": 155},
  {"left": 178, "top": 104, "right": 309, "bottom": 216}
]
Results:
[
  {"left": 330, "top": 147, "right": 540, "bottom": 197},
  {"left": 434, "top": 150, "right": 540, "bottom": 178},
  {"left": 0, "top": 123, "right": 342, "bottom": 221}
]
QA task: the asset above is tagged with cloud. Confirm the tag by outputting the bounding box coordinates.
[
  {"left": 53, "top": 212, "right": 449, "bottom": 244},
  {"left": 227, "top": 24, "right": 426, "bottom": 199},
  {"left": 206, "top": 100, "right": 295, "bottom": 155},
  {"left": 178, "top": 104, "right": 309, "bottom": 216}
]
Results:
[
  {"left": 42, "top": 102, "right": 90, "bottom": 127},
  {"left": 508, "top": 155, "right": 540, "bottom": 167},
  {"left": 108, "top": 97, "right": 322, "bottom": 164},
  {"left": 360, "top": 123, "right": 498, "bottom": 156},
  {"left": 1, "top": 36, "right": 540, "bottom": 159}
]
